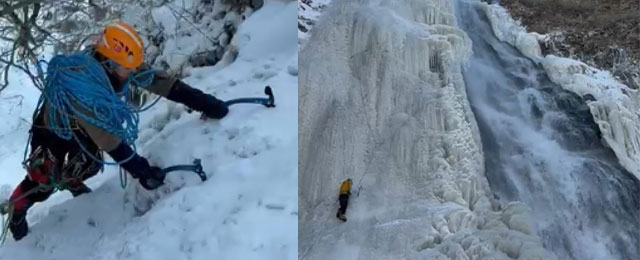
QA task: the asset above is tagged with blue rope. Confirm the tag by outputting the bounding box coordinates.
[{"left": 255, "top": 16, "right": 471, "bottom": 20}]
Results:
[
  {"left": 122, "top": 69, "right": 162, "bottom": 113},
  {"left": 38, "top": 51, "right": 158, "bottom": 166}
]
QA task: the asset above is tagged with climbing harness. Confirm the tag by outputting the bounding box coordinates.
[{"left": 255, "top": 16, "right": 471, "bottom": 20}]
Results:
[
  {"left": 22, "top": 146, "right": 57, "bottom": 185},
  {"left": 61, "top": 151, "right": 103, "bottom": 182}
]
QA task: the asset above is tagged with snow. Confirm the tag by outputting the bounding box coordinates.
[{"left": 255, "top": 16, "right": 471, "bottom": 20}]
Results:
[
  {"left": 480, "top": 2, "right": 544, "bottom": 60},
  {"left": 0, "top": 1, "right": 297, "bottom": 259},
  {"left": 298, "top": 0, "right": 333, "bottom": 45},
  {"left": 144, "top": 0, "right": 255, "bottom": 71},
  {"left": 299, "top": 0, "right": 547, "bottom": 259},
  {"left": 479, "top": 1, "right": 640, "bottom": 182},
  {"left": 298, "top": 0, "right": 331, "bottom": 22},
  {"left": 235, "top": 2, "right": 297, "bottom": 60},
  {"left": 0, "top": 70, "right": 42, "bottom": 192}
]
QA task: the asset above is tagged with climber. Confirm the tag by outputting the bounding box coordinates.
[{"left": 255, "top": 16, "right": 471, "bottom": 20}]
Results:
[
  {"left": 7, "top": 21, "right": 229, "bottom": 241},
  {"left": 336, "top": 178, "right": 352, "bottom": 222}
]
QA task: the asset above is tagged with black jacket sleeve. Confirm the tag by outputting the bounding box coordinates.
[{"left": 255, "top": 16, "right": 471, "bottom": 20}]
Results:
[{"left": 167, "top": 80, "right": 229, "bottom": 119}]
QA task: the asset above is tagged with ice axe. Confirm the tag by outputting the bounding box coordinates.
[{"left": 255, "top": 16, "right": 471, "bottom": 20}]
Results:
[
  {"left": 161, "top": 159, "right": 207, "bottom": 181},
  {"left": 143, "top": 159, "right": 208, "bottom": 188},
  {"left": 195, "top": 86, "right": 275, "bottom": 119},
  {"left": 223, "top": 86, "right": 275, "bottom": 108}
]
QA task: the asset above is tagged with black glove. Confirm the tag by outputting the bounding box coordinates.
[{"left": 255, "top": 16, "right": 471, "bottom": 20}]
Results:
[
  {"left": 167, "top": 80, "right": 229, "bottom": 119},
  {"left": 10, "top": 210, "right": 28, "bottom": 241},
  {"left": 138, "top": 166, "right": 165, "bottom": 190},
  {"left": 108, "top": 142, "right": 165, "bottom": 190}
]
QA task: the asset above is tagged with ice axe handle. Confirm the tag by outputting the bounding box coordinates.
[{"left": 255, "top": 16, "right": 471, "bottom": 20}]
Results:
[
  {"left": 160, "top": 159, "right": 207, "bottom": 182},
  {"left": 222, "top": 86, "right": 275, "bottom": 108}
]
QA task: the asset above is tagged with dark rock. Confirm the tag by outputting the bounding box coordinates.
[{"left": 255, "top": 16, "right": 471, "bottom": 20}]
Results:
[
  {"left": 151, "top": 31, "right": 165, "bottom": 46},
  {"left": 582, "top": 93, "right": 596, "bottom": 102},
  {"left": 222, "top": 0, "right": 253, "bottom": 9},
  {"left": 224, "top": 20, "right": 236, "bottom": 34},
  {"left": 288, "top": 64, "right": 298, "bottom": 76},
  {"left": 502, "top": 0, "right": 639, "bottom": 93},
  {"left": 299, "top": 22, "right": 308, "bottom": 33},
  {"left": 189, "top": 49, "right": 221, "bottom": 67},
  {"left": 251, "top": 0, "right": 264, "bottom": 10},
  {"left": 213, "top": 11, "right": 227, "bottom": 20},
  {"left": 220, "top": 32, "right": 231, "bottom": 46},
  {"left": 159, "top": 60, "right": 171, "bottom": 71},
  {"left": 215, "top": 47, "right": 225, "bottom": 60}
]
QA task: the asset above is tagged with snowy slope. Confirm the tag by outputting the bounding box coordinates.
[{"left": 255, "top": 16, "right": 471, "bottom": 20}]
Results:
[
  {"left": 0, "top": 1, "right": 297, "bottom": 260},
  {"left": 0, "top": 74, "right": 42, "bottom": 192},
  {"left": 299, "top": 0, "right": 548, "bottom": 259},
  {"left": 480, "top": 1, "right": 640, "bottom": 182}
]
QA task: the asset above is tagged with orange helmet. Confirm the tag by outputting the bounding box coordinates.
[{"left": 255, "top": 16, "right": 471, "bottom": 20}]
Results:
[{"left": 95, "top": 21, "right": 144, "bottom": 69}]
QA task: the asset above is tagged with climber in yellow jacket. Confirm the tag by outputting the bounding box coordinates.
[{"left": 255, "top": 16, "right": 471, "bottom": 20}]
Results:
[{"left": 336, "top": 179, "right": 352, "bottom": 222}]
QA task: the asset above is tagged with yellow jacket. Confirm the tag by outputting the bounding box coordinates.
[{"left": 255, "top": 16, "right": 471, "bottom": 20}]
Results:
[{"left": 339, "top": 179, "right": 352, "bottom": 195}]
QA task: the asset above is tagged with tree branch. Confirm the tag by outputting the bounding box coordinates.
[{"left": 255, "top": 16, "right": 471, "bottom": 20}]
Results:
[{"left": 0, "top": 0, "right": 43, "bottom": 18}]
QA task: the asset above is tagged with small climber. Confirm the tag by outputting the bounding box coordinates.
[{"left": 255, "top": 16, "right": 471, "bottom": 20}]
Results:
[
  {"left": 7, "top": 21, "right": 229, "bottom": 241},
  {"left": 336, "top": 178, "right": 352, "bottom": 222}
]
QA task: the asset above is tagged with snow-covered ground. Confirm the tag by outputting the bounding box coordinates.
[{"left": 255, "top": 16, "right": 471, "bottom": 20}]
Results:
[
  {"left": 0, "top": 1, "right": 297, "bottom": 259},
  {"left": 480, "top": 1, "right": 640, "bottom": 182},
  {"left": 299, "top": 0, "right": 548, "bottom": 259}
]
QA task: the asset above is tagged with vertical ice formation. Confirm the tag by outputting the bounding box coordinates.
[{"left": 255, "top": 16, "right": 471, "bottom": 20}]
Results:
[
  {"left": 542, "top": 56, "right": 640, "bottom": 179},
  {"left": 299, "top": 0, "right": 548, "bottom": 259},
  {"left": 479, "top": 2, "right": 545, "bottom": 61},
  {"left": 480, "top": 1, "right": 640, "bottom": 181}
]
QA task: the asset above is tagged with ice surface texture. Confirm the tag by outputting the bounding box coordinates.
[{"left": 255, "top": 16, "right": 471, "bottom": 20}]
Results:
[{"left": 299, "top": 0, "right": 547, "bottom": 259}]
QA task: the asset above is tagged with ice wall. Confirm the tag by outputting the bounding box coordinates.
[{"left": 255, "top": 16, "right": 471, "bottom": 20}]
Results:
[
  {"left": 480, "top": 1, "right": 640, "bottom": 181},
  {"left": 299, "top": 0, "right": 548, "bottom": 259}
]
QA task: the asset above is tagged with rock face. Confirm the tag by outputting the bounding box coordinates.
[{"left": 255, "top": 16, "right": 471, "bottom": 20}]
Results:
[{"left": 501, "top": 0, "right": 639, "bottom": 89}]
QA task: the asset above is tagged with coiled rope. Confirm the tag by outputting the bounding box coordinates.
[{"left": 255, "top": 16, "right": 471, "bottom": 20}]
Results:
[{"left": 39, "top": 50, "right": 156, "bottom": 166}]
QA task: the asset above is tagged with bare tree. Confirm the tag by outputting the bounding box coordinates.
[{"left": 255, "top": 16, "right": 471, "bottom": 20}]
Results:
[
  {"left": 0, "top": 0, "right": 256, "bottom": 94},
  {"left": 0, "top": 0, "right": 170, "bottom": 93}
]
